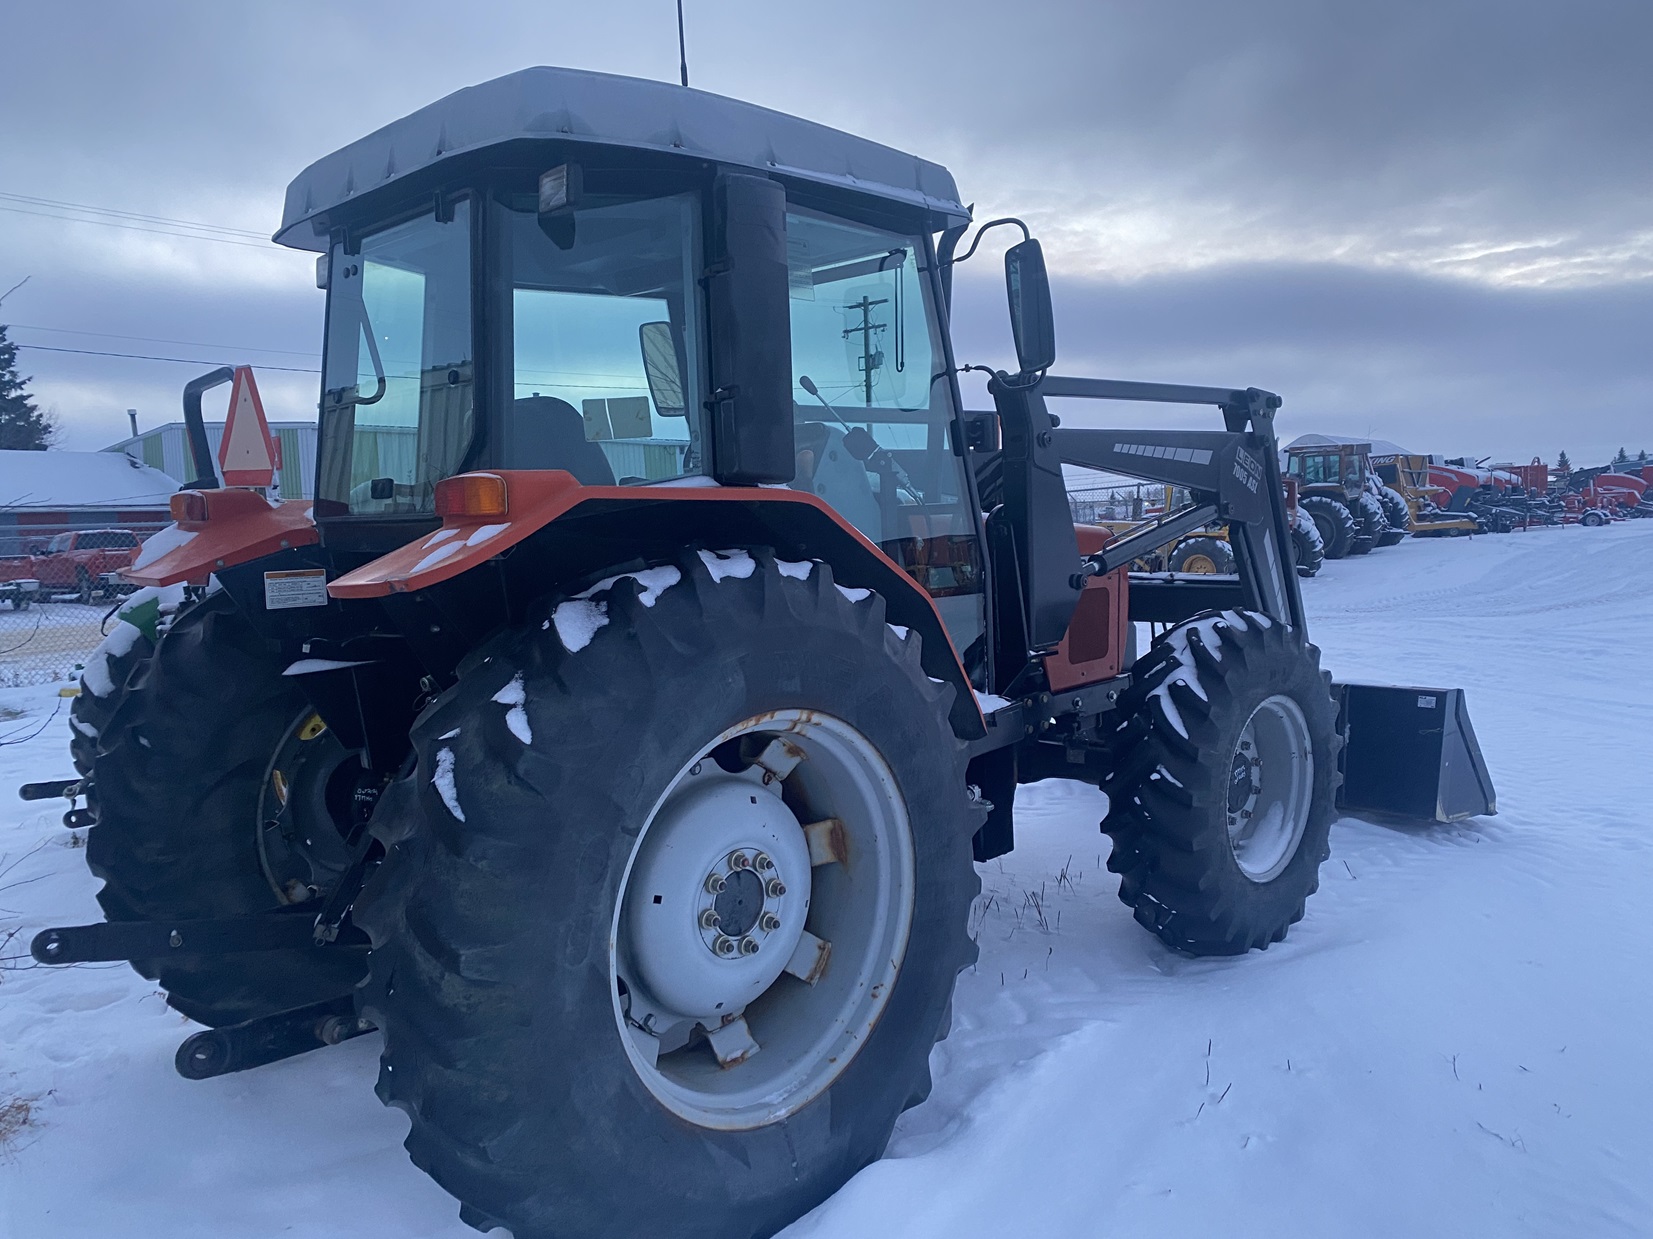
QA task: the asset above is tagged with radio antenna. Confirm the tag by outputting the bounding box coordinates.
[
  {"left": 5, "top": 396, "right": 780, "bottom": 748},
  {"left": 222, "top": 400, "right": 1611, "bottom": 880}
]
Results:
[{"left": 676, "top": 0, "right": 690, "bottom": 88}]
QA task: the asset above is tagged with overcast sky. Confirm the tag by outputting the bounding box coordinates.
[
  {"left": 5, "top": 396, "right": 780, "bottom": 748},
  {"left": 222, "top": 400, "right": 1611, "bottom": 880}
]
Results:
[{"left": 1, "top": 0, "right": 1647, "bottom": 463}]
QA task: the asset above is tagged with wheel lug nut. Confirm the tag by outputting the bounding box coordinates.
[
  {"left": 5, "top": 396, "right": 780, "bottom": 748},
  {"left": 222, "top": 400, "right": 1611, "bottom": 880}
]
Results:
[
  {"left": 766, "top": 879, "right": 786, "bottom": 898},
  {"left": 739, "top": 937, "right": 761, "bottom": 956},
  {"left": 714, "top": 936, "right": 737, "bottom": 956},
  {"left": 704, "top": 874, "right": 725, "bottom": 894},
  {"left": 754, "top": 853, "right": 773, "bottom": 871},
  {"left": 730, "top": 853, "right": 751, "bottom": 870},
  {"left": 760, "top": 912, "right": 781, "bottom": 933},
  {"left": 700, "top": 910, "right": 721, "bottom": 929}
]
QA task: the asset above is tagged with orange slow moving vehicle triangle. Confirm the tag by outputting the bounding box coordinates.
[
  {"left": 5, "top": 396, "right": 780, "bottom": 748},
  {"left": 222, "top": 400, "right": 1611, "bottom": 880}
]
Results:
[{"left": 217, "top": 366, "right": 276, "bottom": 488}]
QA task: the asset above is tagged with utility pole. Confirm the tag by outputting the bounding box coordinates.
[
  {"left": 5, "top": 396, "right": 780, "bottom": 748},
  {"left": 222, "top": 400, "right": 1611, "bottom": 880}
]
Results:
[{"left": 841, "top": 296, "right": 888, "bottom": 406}]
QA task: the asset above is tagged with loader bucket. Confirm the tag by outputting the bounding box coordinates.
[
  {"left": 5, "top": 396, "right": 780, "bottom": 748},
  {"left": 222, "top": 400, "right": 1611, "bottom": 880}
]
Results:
[{"left": 1334, "top": 684, "right": 1496, "bottom": 822}]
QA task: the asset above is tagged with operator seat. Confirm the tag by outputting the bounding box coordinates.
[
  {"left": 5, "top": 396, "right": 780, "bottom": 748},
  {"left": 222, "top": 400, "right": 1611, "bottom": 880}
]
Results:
[
  {"left": 509, "top": 396, "right": 616, "bottom": 486},
  {"left": 793, "top": 421, "right": 880, "bottom": 539}
]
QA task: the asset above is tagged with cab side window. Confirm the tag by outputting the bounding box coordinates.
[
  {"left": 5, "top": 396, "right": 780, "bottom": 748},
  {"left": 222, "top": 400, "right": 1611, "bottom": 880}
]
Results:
[{"left": 784, "top": 207, "right": 983, "bottom": 655}]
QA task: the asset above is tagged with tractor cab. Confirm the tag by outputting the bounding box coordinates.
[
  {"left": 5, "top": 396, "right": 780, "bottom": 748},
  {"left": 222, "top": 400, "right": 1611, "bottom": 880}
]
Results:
[
  {"left": 278, "top": 67, "right": 986, "bottom": 650},
  {"left": 1285, "top": 441, "right": 1374, "bottom": 501}
]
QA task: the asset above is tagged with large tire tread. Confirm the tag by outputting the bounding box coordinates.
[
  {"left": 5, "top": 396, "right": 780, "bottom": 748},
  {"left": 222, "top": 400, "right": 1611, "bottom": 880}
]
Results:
[
  {"left": 353, "top": 547, "right": 980, "bottom": 1239},
  {"left": 1102, "top": 611, "right": 1340, "bottom": 956},
  {"left": 85, "top": 591, "right": 366, "bottom": 1026}
]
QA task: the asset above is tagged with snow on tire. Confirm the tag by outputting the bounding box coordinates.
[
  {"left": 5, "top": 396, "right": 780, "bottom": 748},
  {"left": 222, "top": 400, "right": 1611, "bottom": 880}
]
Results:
[
  {"left": 1379, "top": 486, "right": 1412, "bottom": 534},
  {"left": 353, "top": 546, "right": 981, "bottom": 1239},
  {"left": 69, "top": 585, "right": 185, "bottom": 775},
  {"left": 1102, "top": 610, "right": 1341, "bottom": 956}
]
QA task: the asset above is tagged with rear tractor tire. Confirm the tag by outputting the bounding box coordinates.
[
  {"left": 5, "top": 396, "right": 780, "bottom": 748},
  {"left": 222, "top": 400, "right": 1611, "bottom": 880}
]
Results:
[
  {"left": 1103, "top": 611, "right": 1340, "bottom": 955},
  {"left": 1289, "top": 509, "right": 1325, "bottom": 578},
  {"left": 1378, "top": 486, "right": 1412, "bottom": 538},
  {"left": 353, "top": 548, "right": 981, "bottom": 1239},
  {"left": 86, "top": 591, "right": 369, "bottom": 1027},
  {"left": 1300, "top": 496, "right": 1356, "bottom": 560},
  {"left": 1168, "top": 535, "right": 1236, "bottom": 575},
  {"left": 1350, "top": 492, "right": 1386, "bottom": 553}
]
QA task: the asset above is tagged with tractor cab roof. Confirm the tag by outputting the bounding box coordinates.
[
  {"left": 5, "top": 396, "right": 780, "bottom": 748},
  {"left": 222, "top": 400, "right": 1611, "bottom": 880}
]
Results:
[{"left": 275, "top": 65, "right": 969, "bottom": 251}]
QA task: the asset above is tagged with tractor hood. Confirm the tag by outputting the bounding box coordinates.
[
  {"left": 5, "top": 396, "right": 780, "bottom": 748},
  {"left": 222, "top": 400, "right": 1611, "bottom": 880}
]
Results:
[{"left": 275, "top": 65, "right": 969, "bottom": 251}]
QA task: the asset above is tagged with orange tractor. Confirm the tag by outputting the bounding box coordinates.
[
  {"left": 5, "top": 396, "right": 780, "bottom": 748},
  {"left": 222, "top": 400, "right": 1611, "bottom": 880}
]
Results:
[{"left": 26, "top": 67, "right": 1492, "bottom": 1239}]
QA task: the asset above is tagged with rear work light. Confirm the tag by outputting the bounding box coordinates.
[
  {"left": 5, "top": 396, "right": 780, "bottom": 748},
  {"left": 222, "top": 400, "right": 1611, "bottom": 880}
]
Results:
[
  {"left": 435, "top": 473, "right": 509, "bottom": 520},
  {"left": 170, "top": 491, "right": 209, "bottom": 523}
]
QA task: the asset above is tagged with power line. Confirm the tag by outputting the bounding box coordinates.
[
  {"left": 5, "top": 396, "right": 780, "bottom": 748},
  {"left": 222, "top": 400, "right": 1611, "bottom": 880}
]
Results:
[
  {"left": 0, "top": 203, "right": 276, "bottom": 250},
  {"left": 0, "top": 191, "right": 269, "bottom": 239},
  {"left": 14, "top": 342, "right": 319, "bottom": 374},
  {"left": 7, "top": 323, "right": 320, "bottom": 360}
]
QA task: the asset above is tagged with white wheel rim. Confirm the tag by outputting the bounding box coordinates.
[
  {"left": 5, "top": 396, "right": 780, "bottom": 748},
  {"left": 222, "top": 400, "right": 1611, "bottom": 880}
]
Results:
[
  {"left": 1225, "top": 694, "right": 1314, "bottom": 883},
  {"left": 611, "top": 710, "right": 915, "bottom": 1130}
]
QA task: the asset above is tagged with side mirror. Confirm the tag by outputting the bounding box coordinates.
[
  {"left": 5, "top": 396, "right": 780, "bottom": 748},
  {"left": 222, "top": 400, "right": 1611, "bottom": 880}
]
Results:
[
  {"left": 639, "top": 322, "right": 686, "bottom": 417},
  {"left": 1004, "top": 238, "right": 1055, "bottom": 376}
]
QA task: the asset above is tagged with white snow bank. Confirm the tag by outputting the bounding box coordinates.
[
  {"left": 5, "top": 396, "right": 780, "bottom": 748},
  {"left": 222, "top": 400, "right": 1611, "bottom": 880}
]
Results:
[
  {"left": 0, "top": 448, "right": 178, "bottom": 510},
  {"left": 10, "top": 523, "right": 1653, "bottom": 1239},
  {"left": 776, "top": 558, "right": 814, "bottom": 580}
]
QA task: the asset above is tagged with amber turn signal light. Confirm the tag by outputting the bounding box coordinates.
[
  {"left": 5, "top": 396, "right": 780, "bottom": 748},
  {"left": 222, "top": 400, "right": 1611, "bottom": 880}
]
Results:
[
  {"left": 435, "top": 473, "right": 509, "bottom": 520},
  {"left": 170, "top": 491, "right": 209, "bottom": 523}
]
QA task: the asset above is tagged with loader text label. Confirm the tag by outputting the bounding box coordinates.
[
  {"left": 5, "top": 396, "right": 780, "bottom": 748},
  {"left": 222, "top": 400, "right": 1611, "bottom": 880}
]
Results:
[{"left": 264, "top": 569, "right": 329, "bottom": 610}]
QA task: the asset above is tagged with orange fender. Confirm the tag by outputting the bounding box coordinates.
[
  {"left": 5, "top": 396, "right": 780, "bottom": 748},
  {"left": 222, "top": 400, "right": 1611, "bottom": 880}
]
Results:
[{"left": 123, "top": 490, "right": 318, "bottom": 587}]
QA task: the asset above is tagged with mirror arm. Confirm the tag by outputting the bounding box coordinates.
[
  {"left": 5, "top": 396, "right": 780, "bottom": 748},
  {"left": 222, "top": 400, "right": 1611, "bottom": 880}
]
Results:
[{"left": 945, "top": 217, "right": 1031, "bottom": 268}]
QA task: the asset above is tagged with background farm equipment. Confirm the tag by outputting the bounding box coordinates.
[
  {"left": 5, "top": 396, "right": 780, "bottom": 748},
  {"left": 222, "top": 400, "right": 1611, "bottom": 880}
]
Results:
[
  {"left": 1285, "top": 440, "right": 1406, "bottom": 557},
  {"left": 1370, "top": 453, "right": 1484, "bottom": 537}
]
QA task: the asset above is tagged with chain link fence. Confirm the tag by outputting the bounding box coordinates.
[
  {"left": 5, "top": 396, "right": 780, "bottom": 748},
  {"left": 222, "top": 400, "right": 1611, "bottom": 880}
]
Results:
[
  {"left": 0, "top": 521, "right": 170, "bottom": 688},
  {"left": 1067, "top": 482, "right": 1193, "bottom": 525}
]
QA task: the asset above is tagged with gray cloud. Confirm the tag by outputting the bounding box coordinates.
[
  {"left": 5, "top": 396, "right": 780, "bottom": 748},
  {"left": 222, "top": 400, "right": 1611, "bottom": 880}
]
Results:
[
  {"left": 1, "top": 0, "right": 1645, "bottom": 462},
  {"left": 952, "top": 261, "right": 1651, "bottom": 463}
]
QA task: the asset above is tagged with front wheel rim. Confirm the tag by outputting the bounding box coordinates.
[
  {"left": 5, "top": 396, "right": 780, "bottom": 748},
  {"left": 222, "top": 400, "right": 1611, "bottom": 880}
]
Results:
[
  {"left": 1225, "top": 694, "right": 1314, "bottom": 883},
  {"left": 612, "top": 709, "right": 915, "bottom": 1131}
]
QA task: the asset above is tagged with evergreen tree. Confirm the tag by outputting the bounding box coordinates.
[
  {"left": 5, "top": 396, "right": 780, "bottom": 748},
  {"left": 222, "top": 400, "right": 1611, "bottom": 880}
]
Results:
[
  {"left": 1556, "top": 450, "right": 1571, "bottom": 474},
  {"left": 1613, "top": 446, "right": 1628, "bottom": 463},
  {"left": 0, "top": 325, "right": 57, "bottom": 450},
  {"left": 1639, "top": 449, "right": 1648, "bottom": 464}
]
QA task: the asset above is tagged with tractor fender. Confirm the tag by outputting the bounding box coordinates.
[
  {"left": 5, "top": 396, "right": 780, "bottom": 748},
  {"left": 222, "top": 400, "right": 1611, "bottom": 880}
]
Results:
[
  {"left": 328, "top": 471, "right": 986, "bottom": 740},
  {"left": 123, "top": 490, "right": 318, "bottom": 587}
]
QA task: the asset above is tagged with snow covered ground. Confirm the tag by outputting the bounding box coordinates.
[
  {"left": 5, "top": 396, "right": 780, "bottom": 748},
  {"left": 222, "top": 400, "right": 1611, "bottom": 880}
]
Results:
[{"left": 2, "top": 522, "right": 1650, "bottom": 1238}]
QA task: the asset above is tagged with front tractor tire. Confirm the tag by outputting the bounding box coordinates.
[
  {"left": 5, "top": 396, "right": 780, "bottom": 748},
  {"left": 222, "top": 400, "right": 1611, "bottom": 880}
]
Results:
[
  {"left": 1168, "top": 535, "right": 1236, "bottom": 575},
  {"left": 1104, "top": 611, "right": 1340, "bottom": 956},
  {"left": 353, "top": 548, "right": 980, "bottom": 1239},
  {"left": 86, "top": 591, "right": 368, "bottom": 1027}
]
